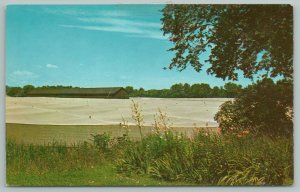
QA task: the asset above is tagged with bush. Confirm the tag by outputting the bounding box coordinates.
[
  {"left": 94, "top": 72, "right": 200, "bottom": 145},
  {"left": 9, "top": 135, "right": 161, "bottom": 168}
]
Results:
[
  {"left": 91, "top": 132, "right": 111, "bottom": 152},
  {"left": 214, "top": 79, "right": 293, "bottom": 137}
]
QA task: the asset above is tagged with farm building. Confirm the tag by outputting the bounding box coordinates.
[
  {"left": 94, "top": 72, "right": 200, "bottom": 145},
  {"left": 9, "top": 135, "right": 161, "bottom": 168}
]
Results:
[{"left": 27, "top": 87, "right": 129, "bottom": 99}]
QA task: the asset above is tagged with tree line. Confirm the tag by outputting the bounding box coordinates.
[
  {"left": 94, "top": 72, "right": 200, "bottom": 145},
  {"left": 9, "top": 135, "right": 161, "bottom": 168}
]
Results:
[
  {"left": 6, "top": 85, "right": 78, "bottom": 97},
  {"left": 125, "top": 82, "right": 243, "bottom": 98},
  {"left": 6, "top": 82, "right": 243, "bottom": 98}
]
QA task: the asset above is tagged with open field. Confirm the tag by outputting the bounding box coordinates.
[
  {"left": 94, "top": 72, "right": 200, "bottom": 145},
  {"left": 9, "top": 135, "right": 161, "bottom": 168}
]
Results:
[
  {"left": 6, "top": 123, "right": 218, "bottom": 145},
  {"left": 6, "top": 96, "right": 232, "bottom": 127},
  {"left": 6, "top": 97, "right": 226, "bottom": 145}
]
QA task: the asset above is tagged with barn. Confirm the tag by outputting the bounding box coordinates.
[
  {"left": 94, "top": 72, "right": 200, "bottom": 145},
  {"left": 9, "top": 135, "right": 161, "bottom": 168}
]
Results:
[{"left": 27, "top": 87, "right": 129, "bottom": 99}]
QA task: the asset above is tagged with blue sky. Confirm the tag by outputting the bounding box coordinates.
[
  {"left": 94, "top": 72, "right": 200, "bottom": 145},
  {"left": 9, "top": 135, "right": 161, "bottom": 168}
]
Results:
[{"left": 6, "top": 5, "right": 254, "bottom": 89}]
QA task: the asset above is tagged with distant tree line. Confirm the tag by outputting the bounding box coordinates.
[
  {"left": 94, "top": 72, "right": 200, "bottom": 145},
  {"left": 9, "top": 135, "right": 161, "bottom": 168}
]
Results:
[
  {"left": 125, "top": 82, "right": 243, "bottom": 98},
  {"left": 6, "top": 85, "right": 78, "bottom": 97},
  {"left": 6, "top": 83, "right": 243, "bottom": 98}
]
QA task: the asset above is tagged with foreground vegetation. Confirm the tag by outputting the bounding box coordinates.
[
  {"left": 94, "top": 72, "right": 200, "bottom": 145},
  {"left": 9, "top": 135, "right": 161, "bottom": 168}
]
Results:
[
  {"left": 6, "top": 139, "right": 192, "bottom": 186},
  {"left": 7, "top": 129, "right": 293, "bottom": 186}
]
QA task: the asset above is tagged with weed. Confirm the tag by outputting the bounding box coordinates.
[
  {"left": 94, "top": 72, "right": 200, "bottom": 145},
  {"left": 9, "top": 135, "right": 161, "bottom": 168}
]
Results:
[
  {"left": 131, "top": 100, "right": 144, "bottom": 139},
  {"left": 91, "top": 132, "right": 111, "bottom": 152}
]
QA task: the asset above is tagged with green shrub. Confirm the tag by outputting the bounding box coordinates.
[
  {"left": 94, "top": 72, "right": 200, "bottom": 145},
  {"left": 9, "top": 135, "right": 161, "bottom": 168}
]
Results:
[
  {"left": 214, "top": 79, "right": 293, "bottom": 137},
  {"left": 91, "top": 132, "right": 111, "bottom": 152}
]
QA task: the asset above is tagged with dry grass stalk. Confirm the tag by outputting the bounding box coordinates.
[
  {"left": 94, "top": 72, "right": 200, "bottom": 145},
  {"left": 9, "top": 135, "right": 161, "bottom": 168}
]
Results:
[
  {"left": 131, "top": 100, "right": 144, "bottom": 139},
  {"left": 153, "top": 108, "right": 173, "bottom": 135},
  {"left": 121, "top": 116, "right": 130, "bottom": 136}
]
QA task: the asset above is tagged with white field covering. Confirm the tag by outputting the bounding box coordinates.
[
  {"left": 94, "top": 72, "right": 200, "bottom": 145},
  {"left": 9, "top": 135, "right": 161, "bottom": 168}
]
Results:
[{"left": 6, "top": 97, "right": 232, "bottom": 127}]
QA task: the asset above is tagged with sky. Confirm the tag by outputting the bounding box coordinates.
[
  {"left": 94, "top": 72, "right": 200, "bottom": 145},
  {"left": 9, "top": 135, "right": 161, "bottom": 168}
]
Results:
[{"left": 6, "top": 5, "right": 254, "bottom": 90}]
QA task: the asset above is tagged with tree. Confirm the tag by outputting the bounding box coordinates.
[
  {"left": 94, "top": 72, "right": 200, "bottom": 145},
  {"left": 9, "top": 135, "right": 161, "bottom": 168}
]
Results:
[
  {"left": 170, "top": 83, "right": 185, "bottom": 97},
  {"left": 161, "top": 5, "right": 293, "bottom": 81},
  {"left": 125, "top": 86, "right": 134, "bottom": 95},
  {"left": 22, "top": 85, "right": 35, "bottom": 96},
  {"left": 215, "top": 79, "right": 293, "bottom": 137},
  {"left": 183, "top": 83, "right": 191, "bottom": 97},
  {"left": 211, "top": 86, "right": 224, "bottom": 98},
  {"left": 223, "top": 83, "right": 242, "bottom": 98},
  {"left": 138, "top": 88, "right": 145, "bottom": 97},
  {"left": 190, "top": 83, "right": 211, "bottom": 98},
  {"left": 6, "top": 86, "right": 22, "bottom": 97},
  {"left": 162, "top": 5, "right": 293, "bottom": 137}
]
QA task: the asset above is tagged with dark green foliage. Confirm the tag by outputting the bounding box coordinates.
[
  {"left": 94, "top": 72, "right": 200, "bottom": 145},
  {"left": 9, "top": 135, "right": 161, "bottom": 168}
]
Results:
[
  {"left": 6, "top": 83, "right": 243, "bottom": 98},
  {"left": 127, "top": 82, "right": 242, "bottom": 98},
  {"left": 190, "top": 83, "right": 211, "bottom": 97},
  {"left": 224, "top": 83, "right": 243, "bottom": 98},
  {"left": 6, "top": 86, "right": 23, "bottom": 97},
  {"left": 91, "top": 132, "right": 111, "bottom": 152},
  {"left": 161, "top": 4, "right": 293, "bottom": 80},
  {"left": 161, "top": 3, "right": 293, "bottom": 140},
  {"left": 125, "top": 86, "right": 134, "bottom": 95},
  {"left": 117, "top": 131, "right": 293, "bottom": 185},
  {"left": 6, "top": 85, "right": 78, "bottom": 97},
  {"left": 215, "top": 79, "right": 293, "bottom": 137},
  {"left": 22, "top": 85, "right": 35, "bottom": 95}
]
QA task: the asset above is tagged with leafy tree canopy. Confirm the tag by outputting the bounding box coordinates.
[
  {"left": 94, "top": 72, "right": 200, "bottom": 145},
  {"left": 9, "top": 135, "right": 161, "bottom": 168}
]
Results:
[
  {"left": 161, "top": 4, "right": 293, "bottom": 81},
  {"left": 215, "top": 79, "right": 293, "bottom": 137}
]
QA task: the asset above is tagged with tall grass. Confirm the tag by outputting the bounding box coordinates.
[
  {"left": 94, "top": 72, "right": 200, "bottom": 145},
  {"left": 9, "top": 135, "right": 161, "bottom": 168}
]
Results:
[
  {"left": 131, "top": 100, "right": 144, "bottom": 139},
  {"left": 7, "top": 132, "right": 293, "bottom": 186},
  {"left": 6, "top": 101, "right": 293, "bottom": 186},
  {"left": 116, "top": 130, "right": 293, "bottom": 185},
  {"left": 116, "top": 101, "right": 293, "bottom": 185},
  {"left": 6, "top": 140, "right": 105, "bottom": 175}
]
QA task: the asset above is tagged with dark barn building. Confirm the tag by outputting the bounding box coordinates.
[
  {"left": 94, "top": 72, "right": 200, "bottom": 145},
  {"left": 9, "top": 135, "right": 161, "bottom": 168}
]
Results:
[{"left": 27, "top": 87, "right": 129, "bottom": 99}]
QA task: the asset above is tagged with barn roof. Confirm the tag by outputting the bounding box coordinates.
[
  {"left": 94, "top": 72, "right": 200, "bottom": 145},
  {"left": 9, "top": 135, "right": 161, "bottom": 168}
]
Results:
[{"left": 28, "top": 87, "right": 126, "bottom": 96}]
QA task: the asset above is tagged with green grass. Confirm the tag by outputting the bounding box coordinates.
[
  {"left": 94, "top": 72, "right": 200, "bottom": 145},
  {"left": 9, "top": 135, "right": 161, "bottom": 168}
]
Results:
[
  {"left": 6, "top": 138, "right": 195, "bottom": 186},
  {"left": 7, "top": 163, "right": 193, "bottom": 186},
  {"left": 6, "top": 130, "right": 293, "bottom": 186}
]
